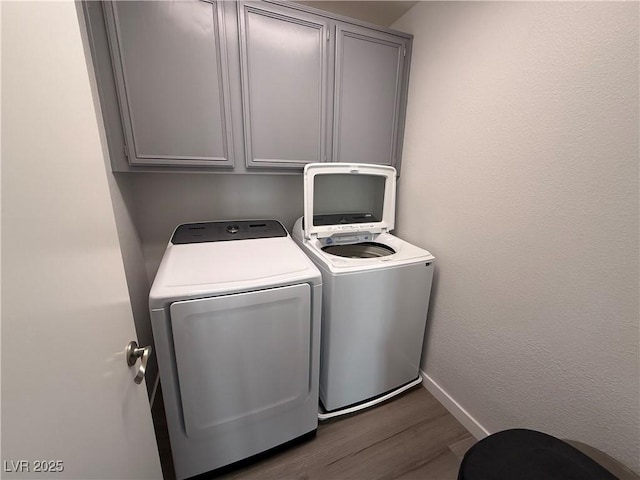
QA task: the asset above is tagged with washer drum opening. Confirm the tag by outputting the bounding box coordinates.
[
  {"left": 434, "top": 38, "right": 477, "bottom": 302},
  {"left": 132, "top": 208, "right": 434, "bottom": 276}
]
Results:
[{"left": 322, "top": 242, "right": 396, "bottom": 258}]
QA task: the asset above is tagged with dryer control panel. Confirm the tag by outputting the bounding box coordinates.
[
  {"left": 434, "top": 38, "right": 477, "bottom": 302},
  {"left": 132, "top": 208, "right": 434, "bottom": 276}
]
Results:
[{"left": 172, "top": 220, "right": 287, "bottom": 244}]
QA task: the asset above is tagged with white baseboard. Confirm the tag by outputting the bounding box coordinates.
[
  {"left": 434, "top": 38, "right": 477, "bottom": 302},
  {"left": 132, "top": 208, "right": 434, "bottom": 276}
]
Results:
[{"left": 420, "top": 369, "right": 490, "bottom": 440}]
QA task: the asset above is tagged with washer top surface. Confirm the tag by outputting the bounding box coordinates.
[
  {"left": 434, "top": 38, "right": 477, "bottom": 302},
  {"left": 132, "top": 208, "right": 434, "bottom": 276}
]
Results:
[
  {"left": 322, "top": 242, "right": 395, "bottom": 258},
  {"left": 150, "top": 220, "right": 321, "bottom": 308},
  {"left": 292, "top": 217, "right": 434, "bottom": 274}
]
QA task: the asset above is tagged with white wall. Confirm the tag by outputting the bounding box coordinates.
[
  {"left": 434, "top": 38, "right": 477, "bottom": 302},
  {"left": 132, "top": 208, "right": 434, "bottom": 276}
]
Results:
[{"left": 393, "top": 1, "right": 639, "bottom": 473}]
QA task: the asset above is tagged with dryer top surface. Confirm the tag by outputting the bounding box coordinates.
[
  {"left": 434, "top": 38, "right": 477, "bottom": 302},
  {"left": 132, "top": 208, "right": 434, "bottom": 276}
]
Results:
[{"left": 150, "top": 234, "right": 321, "bottom": 308}]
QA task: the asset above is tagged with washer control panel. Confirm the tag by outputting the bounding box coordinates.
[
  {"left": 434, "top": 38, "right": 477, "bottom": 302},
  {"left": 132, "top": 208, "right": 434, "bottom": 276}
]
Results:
[
  {"left": 172, "top": 220, "right": 287, "bottom": 244},
  {"left": 320, "top": 232, "right": 375, "bottom": 247},
  {"left": 312, "top": 213, "right": 378, "bottom": 226}
]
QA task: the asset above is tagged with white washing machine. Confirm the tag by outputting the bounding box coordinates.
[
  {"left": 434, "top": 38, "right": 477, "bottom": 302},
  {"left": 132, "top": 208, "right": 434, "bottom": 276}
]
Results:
[
  {"left": 292, "top": 163, "right": 435, "bottom": 417},
  {"left": 149, "top": 220, "right": 322, "bottom": 480}
]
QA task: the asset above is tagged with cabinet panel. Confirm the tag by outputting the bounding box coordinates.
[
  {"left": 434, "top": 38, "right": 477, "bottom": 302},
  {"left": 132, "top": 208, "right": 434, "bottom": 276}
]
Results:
[
  {"left": 105, "top": 1, "right": 234, "bottom": 166},
  {"left": 333, "top": 25, "right": 409, "bottom": 166},
  {"left": 239, "top": 2, "right": 329, "bottom": 168}
]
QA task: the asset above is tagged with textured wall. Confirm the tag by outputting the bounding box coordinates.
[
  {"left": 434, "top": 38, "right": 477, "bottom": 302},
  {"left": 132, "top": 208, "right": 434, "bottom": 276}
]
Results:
[{"left": 393, "top": 1, "right": 639, "bottom": 473}]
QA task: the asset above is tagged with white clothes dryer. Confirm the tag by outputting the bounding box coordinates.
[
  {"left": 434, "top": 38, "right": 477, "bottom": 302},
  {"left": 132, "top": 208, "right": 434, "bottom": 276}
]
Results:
[
  {"left": 149, "top": 220, "right": 322, "bottom": 480},
  {"left": 292, "top": 163, "right": 434, "bottom": 417}
]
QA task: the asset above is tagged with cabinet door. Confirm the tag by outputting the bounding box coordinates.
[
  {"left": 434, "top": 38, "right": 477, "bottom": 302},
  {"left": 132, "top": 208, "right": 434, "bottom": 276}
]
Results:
[
  {"left": 238, "top": 2, "right": 330, "bottom": 168},
  {"left": 333, "top": 24, "right": 410, "bottom": 167},
  {"left": 105, "top": 1, "right": 234, "bottom": 167}
]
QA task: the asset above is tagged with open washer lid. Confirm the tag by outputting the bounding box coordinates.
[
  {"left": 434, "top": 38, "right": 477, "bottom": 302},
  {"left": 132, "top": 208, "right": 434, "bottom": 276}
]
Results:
[{"left": 303, "top": 163, "right": 396, "bottom": 240}]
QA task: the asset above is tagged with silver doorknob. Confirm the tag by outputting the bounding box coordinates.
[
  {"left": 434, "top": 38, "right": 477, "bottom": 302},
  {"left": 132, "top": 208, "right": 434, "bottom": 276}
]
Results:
[{"left": 126, "top": 341, "right": 151, "bottom": 385}]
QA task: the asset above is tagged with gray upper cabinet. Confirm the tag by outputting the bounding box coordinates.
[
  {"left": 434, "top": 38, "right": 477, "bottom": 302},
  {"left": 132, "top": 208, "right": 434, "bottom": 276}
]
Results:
[
  {"left": 104, "top": 1, "right": 234, "bottom": 167},
  {"left": 333, "top": 24, "right": 409, "bottom": 166},
  {"left": 89, "top": 0, "right": 412, "bottom": 172},
  {"left": 238, "top": 2, "right": 330, "bottom": 168}
]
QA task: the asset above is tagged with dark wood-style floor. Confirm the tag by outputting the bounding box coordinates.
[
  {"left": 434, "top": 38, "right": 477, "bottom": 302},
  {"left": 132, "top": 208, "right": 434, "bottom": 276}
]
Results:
[{"left": 152, "top": 385, "right": 476, "bottom": 480}]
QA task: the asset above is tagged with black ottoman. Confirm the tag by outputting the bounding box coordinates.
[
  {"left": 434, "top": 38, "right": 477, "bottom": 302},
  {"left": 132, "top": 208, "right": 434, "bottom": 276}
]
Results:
[{"left": 458, "top": 429, "right": 619, "bottom": 480}]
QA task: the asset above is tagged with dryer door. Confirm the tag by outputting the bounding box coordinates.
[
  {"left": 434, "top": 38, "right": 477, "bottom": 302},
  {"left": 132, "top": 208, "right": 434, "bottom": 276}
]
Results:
[{"left": 170, "top": 283, "right": 311, "bottom": 438}]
